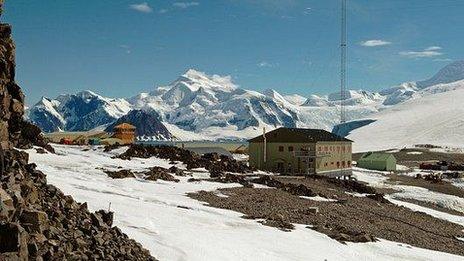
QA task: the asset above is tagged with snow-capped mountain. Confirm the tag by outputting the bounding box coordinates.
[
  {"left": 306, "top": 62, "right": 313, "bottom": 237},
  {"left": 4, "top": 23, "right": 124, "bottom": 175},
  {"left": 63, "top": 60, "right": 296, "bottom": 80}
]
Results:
[
  {"left": 29, "top": 90, "right": 131, "bottom": 132},
  {"left": 127, "top": 69, "right": 384, "bottom": 139},
  {"left": 105, "top": 110, "right": 172, "bottom": 140},
  {"left": 417, "top": 60, "right": 464, "bottom": 88},
  {"left": 27, "top": 60, "right": 464, "bottom": 141}
]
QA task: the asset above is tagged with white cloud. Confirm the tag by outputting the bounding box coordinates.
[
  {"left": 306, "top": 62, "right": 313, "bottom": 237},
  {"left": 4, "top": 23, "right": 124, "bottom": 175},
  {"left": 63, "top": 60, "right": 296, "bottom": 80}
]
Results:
[
  {"left": 129, "top": 2, "right": 153, "bottom": 13},
  {"left": 425, "top": 46, "right": 442, "bottom": 51},
  {"left": 360, "top": 39, "right": 391, "bottom": 47},
  {"left": 303, "top": 7, "right": 311, "bottom": 15},
  {"left": 257, "top": 61, "right": 276, "bottom": 68},
  {"left": 119, "top": 45, "right": 131, "bottom": 54},
  {"left": 433, "top": 58, "right": 452, "bottom": 62},
  {"left": 399, "top": 46, "right": 443, "bottom": 58},
  {"left": 173, "top": 2, "right": 200, "bottom": 9},
  {"left": 159, "top": 9, "right": 168, "bottom": 14}
]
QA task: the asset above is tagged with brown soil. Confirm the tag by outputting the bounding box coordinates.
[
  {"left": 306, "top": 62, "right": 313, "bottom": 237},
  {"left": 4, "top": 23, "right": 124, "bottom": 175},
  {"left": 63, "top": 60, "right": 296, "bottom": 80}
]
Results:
[
  {"left": 387, "top": 174, "right": 464, "bottom": 198},
  {"left": 189, "top": 177, "right": 464, "bottom": 256}
]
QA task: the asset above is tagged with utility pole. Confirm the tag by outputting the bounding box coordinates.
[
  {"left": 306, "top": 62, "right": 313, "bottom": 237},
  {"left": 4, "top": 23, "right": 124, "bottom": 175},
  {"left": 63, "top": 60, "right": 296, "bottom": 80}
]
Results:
[{"left": 340, "top": 0, "right": 347, "bottom": 124}]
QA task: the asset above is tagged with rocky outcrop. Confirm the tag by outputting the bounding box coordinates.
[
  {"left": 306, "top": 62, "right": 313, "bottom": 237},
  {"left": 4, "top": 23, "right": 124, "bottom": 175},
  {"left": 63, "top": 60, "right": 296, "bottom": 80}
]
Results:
[
  {"left": 0, "top": 2, "right": 156, "bottom": 259},
  {"left": 0, "top": 150, "right": 156, "bottom": 260},
  {"left": 0, "top": 0, "right": 25, "bottom": 150},
  {"left": 118, "top": 144, "right": 253, "bottom": 175}
]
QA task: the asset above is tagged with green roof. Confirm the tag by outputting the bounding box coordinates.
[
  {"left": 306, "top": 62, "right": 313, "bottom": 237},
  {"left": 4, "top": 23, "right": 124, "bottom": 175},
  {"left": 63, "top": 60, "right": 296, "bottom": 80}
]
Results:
[{"left": 359, "top": 152, "right": 396, "bottom": 162}]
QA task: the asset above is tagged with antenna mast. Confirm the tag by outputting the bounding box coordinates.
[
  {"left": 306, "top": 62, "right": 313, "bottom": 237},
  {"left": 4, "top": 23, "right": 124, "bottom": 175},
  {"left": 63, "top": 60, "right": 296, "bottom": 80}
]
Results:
[{"left": 340, "top": 0, "right": 347, "bottom": 123}]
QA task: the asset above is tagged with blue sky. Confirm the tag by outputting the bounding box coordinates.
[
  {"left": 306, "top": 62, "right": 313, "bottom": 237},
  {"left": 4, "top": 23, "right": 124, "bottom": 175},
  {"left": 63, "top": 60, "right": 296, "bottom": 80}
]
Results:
[{"left": 3, "top": 0, "right": 464, "bottom": 105}]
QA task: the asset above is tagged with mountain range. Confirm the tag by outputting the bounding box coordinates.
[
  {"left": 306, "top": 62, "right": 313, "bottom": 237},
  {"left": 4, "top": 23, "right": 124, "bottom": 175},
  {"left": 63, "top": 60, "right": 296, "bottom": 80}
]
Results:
[{"left": 27, "top": 60, "right": 464, "bottom": 144}]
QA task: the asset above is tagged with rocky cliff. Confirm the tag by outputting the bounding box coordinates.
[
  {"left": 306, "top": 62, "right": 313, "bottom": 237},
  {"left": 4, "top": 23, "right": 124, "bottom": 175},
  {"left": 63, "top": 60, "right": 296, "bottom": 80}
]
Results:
[
  {"left": 0, "top": 1, "right": 156, "bottom": 260},
  {"left": 0, "top": 0, "right": 25, "bottom": 149}
]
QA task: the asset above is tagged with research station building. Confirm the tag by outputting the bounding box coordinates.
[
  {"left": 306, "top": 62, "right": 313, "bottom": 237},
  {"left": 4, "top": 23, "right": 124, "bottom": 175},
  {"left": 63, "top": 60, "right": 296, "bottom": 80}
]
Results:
[
  {"left": 248, "top": 128, "right": 353, "bottom": 177},
  {"left": 356, "top": 152, "right": 397, "bottom": 171},
  {"left": 111, "top": 123, "right": 136, "bottom": 144}
]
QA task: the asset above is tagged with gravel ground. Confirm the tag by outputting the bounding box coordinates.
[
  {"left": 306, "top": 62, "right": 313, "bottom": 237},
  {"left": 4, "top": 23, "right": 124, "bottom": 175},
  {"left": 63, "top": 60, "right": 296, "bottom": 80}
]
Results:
[
  {"left": 189, "top": 177, "right": 464, "bottom": 256},
  {"left": 387, "top": 174, "right": 464, "bottom": 198},
  {"left": 397, "top": 198, "right": 464, "bottom": 217}
]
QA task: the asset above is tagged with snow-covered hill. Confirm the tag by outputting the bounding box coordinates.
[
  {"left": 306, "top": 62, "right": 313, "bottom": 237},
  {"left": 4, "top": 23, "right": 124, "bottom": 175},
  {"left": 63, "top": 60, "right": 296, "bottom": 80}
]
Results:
[
  {"left": 27, "top": 60, "right": 464, "bottom": 141},
  {"left": 341, "top": 80, "right": 464, "bottom": 152},
  {"left": 28, "top": 145, "right": 464, "bottom": 261}
]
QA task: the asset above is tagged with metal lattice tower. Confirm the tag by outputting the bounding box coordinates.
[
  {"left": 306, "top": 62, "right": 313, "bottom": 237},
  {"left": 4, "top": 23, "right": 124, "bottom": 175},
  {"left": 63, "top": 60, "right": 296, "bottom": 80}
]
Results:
[{"left": 340, "top": 0, "right": 347, "bottom": 124}]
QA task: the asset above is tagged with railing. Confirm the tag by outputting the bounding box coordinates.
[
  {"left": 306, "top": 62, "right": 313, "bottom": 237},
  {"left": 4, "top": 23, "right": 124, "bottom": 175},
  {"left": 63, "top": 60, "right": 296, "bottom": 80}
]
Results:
[
  {"left": 293, "top": 151, "right": 316, "bottom": 157},
  {"left": 294, "top": 151, "right": 333, "bottom": 157}
]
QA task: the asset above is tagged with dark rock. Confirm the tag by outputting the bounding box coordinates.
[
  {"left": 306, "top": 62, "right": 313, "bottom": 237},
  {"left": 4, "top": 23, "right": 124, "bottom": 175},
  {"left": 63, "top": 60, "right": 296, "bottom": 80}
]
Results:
[
  {"left": 104, "top": 169, "right": 135, "bottom": 179},
  {"left": 95, "top": 210, "right": 114, "bottom": 227},
  {"left": 20, "top": 209, "right": 49, "bottom": 233},
  {"left": 0, "top": 223, "right": 28, "bottom": 258},
  {"left": 118, "top": 144, "right": 253, "bottom": 176},
  {"left": 144, "top": 167, "right": 179, "bottom": 182}
]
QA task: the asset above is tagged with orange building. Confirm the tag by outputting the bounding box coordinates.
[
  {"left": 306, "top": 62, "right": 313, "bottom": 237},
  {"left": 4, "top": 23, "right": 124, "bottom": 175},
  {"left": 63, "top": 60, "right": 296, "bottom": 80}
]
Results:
[{"left": 112, "top": 123, "right": 136, "bottom": 144}]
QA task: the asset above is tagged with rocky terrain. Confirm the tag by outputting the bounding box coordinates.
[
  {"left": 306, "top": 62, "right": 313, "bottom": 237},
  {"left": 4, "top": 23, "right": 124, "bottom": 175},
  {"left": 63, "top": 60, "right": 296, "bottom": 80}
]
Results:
[
  {"left": 103, "top": 166, "right": 180, "bottom": 182},
  {"left": 116, "top": 144, "right": 253, "bottom": 175},
  {"left": 189, "top": 176, "right": 464, "bottom": 256},
  {"left": 0, "top": 2, "right": 156, "bottom": 259}
]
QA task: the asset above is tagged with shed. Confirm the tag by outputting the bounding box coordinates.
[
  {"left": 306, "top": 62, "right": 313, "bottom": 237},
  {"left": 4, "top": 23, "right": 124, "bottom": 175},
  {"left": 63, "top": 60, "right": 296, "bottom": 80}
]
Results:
[
  {"left": 357, "top": 152, "right": 397, "bottom": 171},
  {"left": 88, "top": 138, "right": 101, "bottom": 145}
]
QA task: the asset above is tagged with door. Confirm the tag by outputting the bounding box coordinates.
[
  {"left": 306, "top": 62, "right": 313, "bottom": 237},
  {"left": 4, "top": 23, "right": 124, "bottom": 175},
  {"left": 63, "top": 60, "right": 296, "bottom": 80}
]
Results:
[{"left": 277, "top": 162, "right": 285, "bottom": 174}]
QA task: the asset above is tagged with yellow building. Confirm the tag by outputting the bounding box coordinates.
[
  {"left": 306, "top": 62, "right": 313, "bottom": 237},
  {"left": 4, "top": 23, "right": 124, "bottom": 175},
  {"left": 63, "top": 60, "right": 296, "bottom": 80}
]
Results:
[
  {"left": 111, "top": 123, "right": 136, "bottom": 144},
  {"left": 248, "top": 128, "right": 353, "bottom": 177}
]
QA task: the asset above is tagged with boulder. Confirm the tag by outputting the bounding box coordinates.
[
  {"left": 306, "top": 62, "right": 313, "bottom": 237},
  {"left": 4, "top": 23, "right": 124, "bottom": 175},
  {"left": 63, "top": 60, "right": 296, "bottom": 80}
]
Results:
[
  {"left": 20, "top": 209, "right": 49, "bottom": 233},
  {"left": 0, "top": 223, "right": 29, "bottom": 258}
]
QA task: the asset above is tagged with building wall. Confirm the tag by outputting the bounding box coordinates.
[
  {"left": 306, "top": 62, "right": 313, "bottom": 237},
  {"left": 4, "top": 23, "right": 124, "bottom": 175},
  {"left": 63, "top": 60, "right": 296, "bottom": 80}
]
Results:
[
  {"left": 357, "top": 156, "right": 396, "bottom": 171},
  {"left": 249, "top": 142, "right": 315, "bottom": 174},
  {"left": 113, "top": 129, "right": 135, "bottom": 144},
  {"left": 249, "top": 141, "right": 352, "bottom": 175},
  {"left": 315, "top": 141, "right": 352, "bottom": 173}
]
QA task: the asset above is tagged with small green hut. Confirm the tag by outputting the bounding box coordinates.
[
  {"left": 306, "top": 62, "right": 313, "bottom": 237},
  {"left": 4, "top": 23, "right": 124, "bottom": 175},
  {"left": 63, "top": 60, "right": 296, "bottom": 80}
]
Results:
[{"left": 357, "top": 152, "right": 396, "bottom": 171}]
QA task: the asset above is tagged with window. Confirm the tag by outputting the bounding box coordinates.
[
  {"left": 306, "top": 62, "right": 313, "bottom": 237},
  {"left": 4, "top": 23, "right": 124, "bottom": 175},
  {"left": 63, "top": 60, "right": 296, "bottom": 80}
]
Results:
[
  {"left": 318, "top": 146, "right": 322, "bottom": 152},
  {"left": 278, "top": 146, "right": 284, "bottom": 152},
  {"left": 324, "top": 163, "right": 328, "bottom": 167},
  {"left": 324, "top": 146, "right": 328, "bottom": 151},
  {"left": 288, "top": 146, "right": 294, "bottom": 152},
  {"left": 337, "top": 162, "right": 340, "bottom": 168},
  {"left": 348, "top": 161, "right": 351, "bottom": 167}
]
